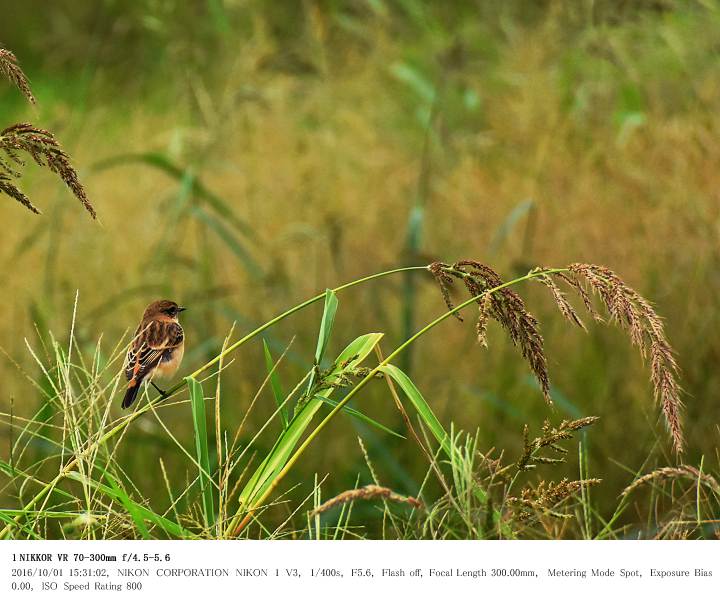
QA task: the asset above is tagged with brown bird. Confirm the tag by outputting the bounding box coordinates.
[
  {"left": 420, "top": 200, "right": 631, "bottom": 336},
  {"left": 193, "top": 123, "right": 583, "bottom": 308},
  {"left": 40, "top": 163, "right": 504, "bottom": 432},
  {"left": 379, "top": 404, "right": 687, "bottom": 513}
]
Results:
[{"left": 121, "top": 299, "right": 186, "bottom": 409}]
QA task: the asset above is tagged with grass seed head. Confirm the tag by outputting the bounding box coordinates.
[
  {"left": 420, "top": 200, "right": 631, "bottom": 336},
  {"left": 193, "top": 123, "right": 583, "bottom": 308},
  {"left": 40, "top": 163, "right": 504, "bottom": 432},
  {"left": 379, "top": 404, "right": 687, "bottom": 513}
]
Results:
[
  {"left": 533, "top": 270, "right": 585, "bottom": 329},
  {"left": 0, "top": 123, "right": 96, "bottom": 218},
  {"left": 507, "top": 478, "right": 602, "bottom": 521},
  {"left": 568, "top": 263, "right": 684, "bottom": 453},
  {"left": 517, "top": 416, "right": 599, "bottom": 471},
  {"left": 0, "top": 173, "right": 40, "bottom": 214},
  {"left": 0, "top": 47, "right": 35, "bottom": 104},
  {"left": 428, "top": 261, "right": 463, "bottom": 322},
  {"left": 428, "top": 260, "right": 552, "bottom": 405},
  {"left": 622, "top": 465, "right": 720, "bottom": 498},
  {"left": 309, "top": 484, "right": 422, "bottom": 517}
]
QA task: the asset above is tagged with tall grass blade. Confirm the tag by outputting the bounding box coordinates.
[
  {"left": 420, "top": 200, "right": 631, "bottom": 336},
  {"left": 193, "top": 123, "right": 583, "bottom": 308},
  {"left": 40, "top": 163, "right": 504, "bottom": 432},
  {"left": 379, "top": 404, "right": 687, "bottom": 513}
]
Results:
[
  {"left": 315, "top": 289, "right": 338, "bottom": 365},
  {"left": 489, "top": 199, "right": 535, "bottom": 255},
  {"left": 100, "top": 472, "right": 152, "bottom": 539},
  {"left": 263, "top": 339, "right": 288, "bottom": 428},
  {"left": 379, "top": 364, "right": 452, "bottom": 457},
  {"left": 579, "top": 441, "right": 592, "bottom": 539},
  {"left": 191, "top": 206, "right": 263, "bottom": 278},
  {"left": 186, "top": 377, "right": 215, "bottom": 528},
  {"left": 401, "top": 204, "right": 424, "bottom": 372}
]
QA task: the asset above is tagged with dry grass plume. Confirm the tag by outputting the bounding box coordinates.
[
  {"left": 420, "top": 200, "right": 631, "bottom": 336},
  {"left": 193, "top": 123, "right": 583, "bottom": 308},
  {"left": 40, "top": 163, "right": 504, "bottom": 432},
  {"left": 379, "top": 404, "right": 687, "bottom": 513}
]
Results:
[
  {"left": 622, "top": 465, "right": 720, "bottom": 498},
  {"left": 0, "top": 47, "right": 35, "bottom": 104},
  {"left": 0, "top": 47, "right": 96, "bottom": 218},
  {"left": 428, "top": 261, "right": 685, "bottom": 452},
  {"left": 310, "top": 485, "right": 422, "bottom": 517}
]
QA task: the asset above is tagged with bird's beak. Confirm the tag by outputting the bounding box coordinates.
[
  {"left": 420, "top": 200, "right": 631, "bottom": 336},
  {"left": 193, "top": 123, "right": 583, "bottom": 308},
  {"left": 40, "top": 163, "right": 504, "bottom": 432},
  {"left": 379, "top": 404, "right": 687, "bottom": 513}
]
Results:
[{"left": 177, "top": 306, "right": 187, "bottom": 313}]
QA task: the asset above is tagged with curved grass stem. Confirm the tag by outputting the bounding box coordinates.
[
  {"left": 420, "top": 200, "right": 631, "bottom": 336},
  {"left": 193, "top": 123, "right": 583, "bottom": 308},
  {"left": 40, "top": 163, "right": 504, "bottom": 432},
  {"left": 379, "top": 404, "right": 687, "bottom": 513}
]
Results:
[{"left": 230, "top": 267, "right": 568, "bottom": 536}]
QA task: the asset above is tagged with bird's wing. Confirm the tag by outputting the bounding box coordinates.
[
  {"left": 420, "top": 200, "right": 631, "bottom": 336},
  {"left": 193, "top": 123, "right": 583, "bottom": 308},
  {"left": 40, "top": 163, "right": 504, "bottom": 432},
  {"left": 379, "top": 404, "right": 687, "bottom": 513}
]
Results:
[
  {"left": 125, "top": 321, "right": 184, "bottom": 384},
  {"left": 124, "top": 324, "right": 143, "bottom": 381}
]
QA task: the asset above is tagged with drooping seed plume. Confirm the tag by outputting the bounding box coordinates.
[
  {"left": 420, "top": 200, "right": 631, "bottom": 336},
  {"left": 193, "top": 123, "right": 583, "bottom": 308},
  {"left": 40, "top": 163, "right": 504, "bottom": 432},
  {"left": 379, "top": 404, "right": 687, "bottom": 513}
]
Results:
[
  {"left": 533, "top": 272, "right": 585, "bottom": 329},
  {"left": 428, "top": 261, "right": 462, "bottom": 322},
  {"left": 0, "top": 47, "right": 35, "bottom": 104},
  {"left": 429, "top": 260, "right": 685, "bottom": 453},
  {"left": 564, "top": 263, "right": 685, "bottom": 453},
  {"left": 622, "top": 465, "right": 720, "bottom": 498},
  {"left": 0, "top": 173, "right": 40, "bottom": 214},
  {"left": 428, "top": 260, "right": 552, "bottom": 405},
  {"left": 309, "top": 485, "right": 422, "bottom": 517},
  {"left": 0, "top": 47, "right": 95, "bottom": 218},
  {"left": 0, "top": 123, "right": 96, "bottom": 218}
]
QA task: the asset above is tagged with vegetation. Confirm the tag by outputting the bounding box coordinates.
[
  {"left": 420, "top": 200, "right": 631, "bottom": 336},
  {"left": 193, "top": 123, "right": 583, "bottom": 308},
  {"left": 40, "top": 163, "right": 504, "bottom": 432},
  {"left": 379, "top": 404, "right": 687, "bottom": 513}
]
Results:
[
  {"left": 0, "top": 49, "right": 94, "bottom": 217},
  {"left": 0, "top": 1, "right": 718, "bottom": 539}
]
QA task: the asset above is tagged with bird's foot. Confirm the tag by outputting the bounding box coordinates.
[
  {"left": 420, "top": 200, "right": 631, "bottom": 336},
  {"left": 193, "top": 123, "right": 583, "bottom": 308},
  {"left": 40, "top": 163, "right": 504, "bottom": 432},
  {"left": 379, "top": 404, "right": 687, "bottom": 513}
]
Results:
[{"left": 151, "top": 381, "right": 168, "bottom": 397}]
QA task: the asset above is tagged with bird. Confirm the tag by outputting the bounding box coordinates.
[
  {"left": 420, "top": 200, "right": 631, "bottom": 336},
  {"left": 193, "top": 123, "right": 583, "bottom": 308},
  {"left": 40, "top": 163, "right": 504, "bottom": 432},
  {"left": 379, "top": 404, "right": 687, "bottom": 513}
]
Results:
[{"left": 121, "top": 299, "right": 186, "bottom": 409}]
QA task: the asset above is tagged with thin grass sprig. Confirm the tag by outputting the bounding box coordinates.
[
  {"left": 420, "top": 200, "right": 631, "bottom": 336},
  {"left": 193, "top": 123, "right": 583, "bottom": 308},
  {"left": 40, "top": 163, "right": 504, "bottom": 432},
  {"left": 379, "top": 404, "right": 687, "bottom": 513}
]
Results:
[{"left": 516, "top": 417, "right": 600, "bottom": 472}]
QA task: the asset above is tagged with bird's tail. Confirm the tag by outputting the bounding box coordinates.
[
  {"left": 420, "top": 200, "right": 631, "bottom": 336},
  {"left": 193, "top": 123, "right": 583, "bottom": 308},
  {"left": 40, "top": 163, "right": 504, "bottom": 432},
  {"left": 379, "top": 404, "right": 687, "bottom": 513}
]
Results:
[{"left": 121, "top": 379, "right": 142, "bottom": 409}]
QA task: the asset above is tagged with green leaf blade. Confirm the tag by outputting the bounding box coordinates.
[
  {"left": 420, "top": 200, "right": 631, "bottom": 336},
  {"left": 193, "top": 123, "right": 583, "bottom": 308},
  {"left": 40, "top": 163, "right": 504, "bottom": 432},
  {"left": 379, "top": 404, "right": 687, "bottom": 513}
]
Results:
[
  {"left": 263, "top": 339, "right": 288, "bottom": 428},
  {"left": 379, "top": 364, "right": 452, "bottom": 458},
  {"left": 186, "top": 377, "right": 215, "bottom": 528},
  {"left": 315, "top": 289, "right": 339, "bottom": 365}
]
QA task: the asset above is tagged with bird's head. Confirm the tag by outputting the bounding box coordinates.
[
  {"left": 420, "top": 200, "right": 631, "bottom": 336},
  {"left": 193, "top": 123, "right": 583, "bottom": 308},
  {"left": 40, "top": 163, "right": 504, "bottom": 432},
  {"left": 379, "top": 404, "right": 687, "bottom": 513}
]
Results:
[{"left": 145, "top": 299, "right": 187, "bottom": 321}]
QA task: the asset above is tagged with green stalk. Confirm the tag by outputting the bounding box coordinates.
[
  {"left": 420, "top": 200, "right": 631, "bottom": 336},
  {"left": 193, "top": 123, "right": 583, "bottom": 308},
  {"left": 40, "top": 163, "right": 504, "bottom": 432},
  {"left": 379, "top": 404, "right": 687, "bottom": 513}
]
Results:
[
  {"left": 157, "top": 266, "right": 426, "bottom": 402},
  {"left": 231, "top": 268, "right": 568, "bottom": 535},
  {"left": 0, "top": 265, "right": 425, "bottom": 539}
]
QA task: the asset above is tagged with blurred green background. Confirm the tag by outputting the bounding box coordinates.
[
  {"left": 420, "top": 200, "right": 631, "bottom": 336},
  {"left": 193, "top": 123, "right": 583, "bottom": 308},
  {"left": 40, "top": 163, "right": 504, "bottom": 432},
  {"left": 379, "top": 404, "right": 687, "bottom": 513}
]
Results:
[{"left": 1, "top": 0, "right": 718, "bottom": 532}]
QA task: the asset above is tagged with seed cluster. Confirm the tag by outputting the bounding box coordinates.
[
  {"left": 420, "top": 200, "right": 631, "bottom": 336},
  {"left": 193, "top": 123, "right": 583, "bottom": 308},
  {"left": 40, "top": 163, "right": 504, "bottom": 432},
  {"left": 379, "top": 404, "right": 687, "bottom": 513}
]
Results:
[
  {"left": 516, "top": 417, "right": 600, "bottom": 471},
  {"left": 622, "top": 465, "right": 720, "bottom": 497},
  {"left": 507, "top": 478, "right": 602, "bottom": 521},
  {"left": 0, "top": 47, "right": 95, "bottom": 218},
  {"left": 0, "top": 124, "right": 96, "bottom": 218},
  {"left": 0, "top": 48, "right": 35, "bottom": 104},
  {"left": 429, "top": 260, "right": 552, "bottom": 405},
  {"left": 310, "top": 485, "right": 422, "bottom": 517},
  {"left": 564, "top": 264, "right": 684, "bottom": 453},
  {"left": 427, "top": 260, "right": 685, "bottom": 453}
]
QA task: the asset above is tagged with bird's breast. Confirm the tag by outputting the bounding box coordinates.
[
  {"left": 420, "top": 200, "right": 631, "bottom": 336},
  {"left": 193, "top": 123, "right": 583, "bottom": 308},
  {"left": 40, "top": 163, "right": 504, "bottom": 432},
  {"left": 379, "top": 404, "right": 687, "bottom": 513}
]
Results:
[{"left": 153, "top": 341, "right": 185, "bottom": 379}]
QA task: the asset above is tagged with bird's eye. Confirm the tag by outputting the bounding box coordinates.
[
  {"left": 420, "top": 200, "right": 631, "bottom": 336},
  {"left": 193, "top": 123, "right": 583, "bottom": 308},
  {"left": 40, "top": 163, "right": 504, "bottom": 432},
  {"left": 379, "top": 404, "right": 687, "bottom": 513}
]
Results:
[{"left": 167, "top": 307, "right": 177, "bottom": 316}]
